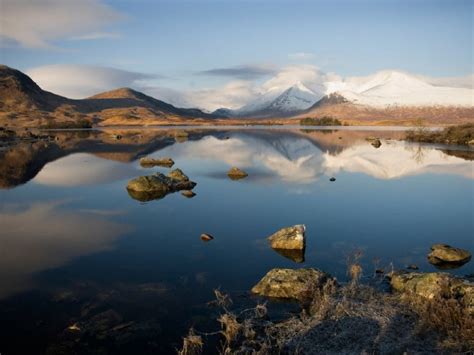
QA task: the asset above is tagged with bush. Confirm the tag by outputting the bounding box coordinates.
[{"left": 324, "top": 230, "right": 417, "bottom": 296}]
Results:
[{"left": 300, "top": 116, "right": 342, "bottom": 126}]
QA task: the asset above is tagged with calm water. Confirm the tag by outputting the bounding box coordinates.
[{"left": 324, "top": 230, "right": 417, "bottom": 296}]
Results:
[{"left": 0, "top": 127, "right": 473, "bottom": 354}]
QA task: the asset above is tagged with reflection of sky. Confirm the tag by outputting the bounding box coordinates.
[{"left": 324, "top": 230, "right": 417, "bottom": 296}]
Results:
[
  {"left": 0, "top": 201, "right": 129, "bottom": 299},
  {"left": 33, "top": 153, "right": 139, "bottom": 187},
  {"left": 154, "top": 135, "right": 474, "bottom": 184}
]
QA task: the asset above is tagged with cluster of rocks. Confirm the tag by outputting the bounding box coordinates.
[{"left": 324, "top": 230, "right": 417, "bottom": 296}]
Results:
[
  {"left": 250, "top": 228, "right": 472, "bottom": 314},
  {"left": 126, "top": 168, "right": 196, "bottom": 202}
]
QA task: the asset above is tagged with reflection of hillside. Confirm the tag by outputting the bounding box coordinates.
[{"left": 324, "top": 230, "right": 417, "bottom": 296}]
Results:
[
  {"left": 1, "top": 128, "right": 472, "bottom": 188},
  {"left": 0, "top": 129, "right": 220, "bottom": 188}
]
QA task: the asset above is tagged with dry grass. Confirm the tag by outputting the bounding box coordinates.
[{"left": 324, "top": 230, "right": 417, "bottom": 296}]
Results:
[
  {"left": 177, "top": 328, "right": 203, "bottom": 355},
  {"left": 179, "top": 253, "right": 473, "bottom": 354}
]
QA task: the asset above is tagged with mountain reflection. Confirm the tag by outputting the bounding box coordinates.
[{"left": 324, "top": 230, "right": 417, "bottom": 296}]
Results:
[
  {"left": 159, "top": 133, "right": 474, "bottom": 182},
  {"left": 0, "top": 201, "right": 129, "bottom": 299},
  {"left": 0, "top": 129, "right": 472, "bottom": 189}
]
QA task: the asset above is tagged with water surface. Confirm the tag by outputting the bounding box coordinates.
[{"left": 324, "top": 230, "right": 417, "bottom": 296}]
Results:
[{"left": 0, "top": 127, "right": 473, "bottom": 354}]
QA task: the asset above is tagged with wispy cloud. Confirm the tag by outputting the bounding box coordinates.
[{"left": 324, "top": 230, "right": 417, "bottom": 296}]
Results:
[
  {"left": 288, "top": 52, "right": 315, "bottom": 60},
  {"left": 197, "top": 64, "right": 277, "bottom": 79},
  {"left": 0, "top": 0, "right": 123, "bottom": 48},
  {"left": 68, "top": 31, "right": 121, "bottom": 41},
  {"left": 27, "top": 64, "right": 159, "bottom": 99}
]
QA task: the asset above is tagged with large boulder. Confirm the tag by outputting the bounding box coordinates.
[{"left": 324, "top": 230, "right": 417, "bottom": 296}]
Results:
[
  {"left": 126, "top": 169, "right": 196, "bottom": 202},
  {"left": 268, "top": 225, "right": 305, "bottom": 250},
  {"left": 390, "top": 272, "right": 474, "bottom": 313},
  {"left": 139, "top": 157, "right": 174, "bottom": 168},
  {"left": 427, "top": 244, "right": 471, "bottom": 268},
  {"left": 251, "top": 268, "right": 333, "bottom": 301}
]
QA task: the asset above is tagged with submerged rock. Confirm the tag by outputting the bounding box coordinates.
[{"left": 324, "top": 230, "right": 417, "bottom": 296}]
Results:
[
  {"left": 139, "top": 157, "right": 175, "bottom": 168},
  {"left": 390, "top": 271, "right": 474, "bottom": 313},
  {"left": 268, "top": 225, "right": 306, "bottom": 250},
  {"left": 427, "top": 244, "right": 471, "bottom": 268},
  {"left": 251, "top": 268, "right": 334, "bottom": 300},
  {"left": 126, "top": 169, "right": 196, "bottom": 202},
  {"left": 407, "top": 264, "right": 419, "bottom": 270},
  {"left": 227, "top": 167, "right": 248, "bottom": 180},
  {"left": 200, "top": 233, "right": 214, "bottom": 242}
]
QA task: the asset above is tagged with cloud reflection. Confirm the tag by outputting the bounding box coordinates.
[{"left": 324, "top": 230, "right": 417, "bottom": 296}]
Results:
[{"left": 0, "top": 201, "right": 129, "bottom": 299}]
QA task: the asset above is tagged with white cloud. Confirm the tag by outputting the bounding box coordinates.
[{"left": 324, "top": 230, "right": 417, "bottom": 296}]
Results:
[
  {"left": 288, "top": 52, "right": 315, "bottom": 60},
  {"left": 68, "top": 31, "right": 121, "bottom": 41},
  {"left": 0, "top": 0, "right": 122, "bottom": 48},
  {"left": 27, "top": 64, "right": 156, "bottom": 99}
]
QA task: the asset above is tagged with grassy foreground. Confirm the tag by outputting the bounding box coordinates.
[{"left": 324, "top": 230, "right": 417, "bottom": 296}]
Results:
[{"left": 178, "top": 267, "right": 474, "bottom": 354}]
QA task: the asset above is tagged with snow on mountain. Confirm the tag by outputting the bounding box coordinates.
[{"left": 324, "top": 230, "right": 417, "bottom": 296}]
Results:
[
  {"left": 325, "top": 70, "right": 473, "bottom": 107},
  {"left": 231, "top": 82, "right": 320, "bottom": 116}
]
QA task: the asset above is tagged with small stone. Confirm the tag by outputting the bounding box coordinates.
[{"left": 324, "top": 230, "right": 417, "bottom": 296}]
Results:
[
  {"left": 428, "top": 244, "right": 471, "bottom": 268},
  {"left": 329, "top": 177, "right": 336, "bottom": 182},
  {"left": 268, "top": 225, "right": 306, "bottom": 250},
  {"left": 139, "top": 157, "right": 174, "bottom": 168},
  {"left": 375, "top": 269, "right": 385, "bottom": 274},
  {"left": 227, "top": 167, "right": 248, "bottom": 180},
  {"left": 407, "top": 264, "right": 419, "bottom": 270},
  {"left": 371, "top": 139, "right": 382, "bottom": 148},
  {"left": 181, "top": 190, "right": 196, "bottom": 198},
  {"left": 67, "top": 323, "right": 81, "bottom": 332},
  {"left": 200, "top": 233, "right": 214, "bottom": 242}
]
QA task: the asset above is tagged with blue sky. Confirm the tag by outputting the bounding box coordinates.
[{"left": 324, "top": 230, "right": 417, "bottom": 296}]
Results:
[{"left": 1, "top": 0, "right": 472, "bottom": 108}]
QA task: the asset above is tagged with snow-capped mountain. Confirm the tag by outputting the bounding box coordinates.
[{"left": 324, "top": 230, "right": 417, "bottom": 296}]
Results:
[
  {"left": 213, "top": 82, "right": 321, "bottom": 118},
  {"left": 324, "top": 70, "right": 473, "bottom": 108},
  {"left": 213, "top": 69, "right": 473, "bottom": 119}
]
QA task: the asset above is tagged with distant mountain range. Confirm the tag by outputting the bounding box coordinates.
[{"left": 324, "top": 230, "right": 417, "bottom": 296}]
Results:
[
  {"left": 0, "top": 65, "right": 473, "bottom": 127},
  {"left": 214, "top": 70, "right": 473, "bottom": 121},
  {"left": 0, "top": 65, "right": 214, "bottom": 127}
]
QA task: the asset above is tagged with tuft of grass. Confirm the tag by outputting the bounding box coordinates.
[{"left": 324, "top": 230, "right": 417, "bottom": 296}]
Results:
[{"left": 177, "top": 328, "right": 203, "bottom": 355}]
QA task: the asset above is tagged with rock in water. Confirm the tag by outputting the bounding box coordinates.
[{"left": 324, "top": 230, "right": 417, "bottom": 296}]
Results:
[
  {"left": 329, "top": 177, "right": 336, "bottom": 182},
  {"left": 390, "top": 271, "right": 474, "bottom": 313},
  {"left": 126, "top": 169, "right": 196, "bottom": 202},
  {"left": 268, "top": 225, "right": 305, "bottom": 250},
  {"left": 139, "top": 157, "right": 175, "bottom": 168},
  {"left": 181, "top": 190, "right": 196, "bottom": 198},
  {"left": 428, "top": 244, "right": 471, "bottom": 268},
  {"left": 371, "top": 139, "right": 382, "bottom": 148},
  {"left": 251, "top": 268, "right": 334, "bottom": 300},
  {"left": 227, "top": 167, "right": 248, "bottom": 180},
  {"left": 200, "top": 233, "right": 214, "bottom": 241}
]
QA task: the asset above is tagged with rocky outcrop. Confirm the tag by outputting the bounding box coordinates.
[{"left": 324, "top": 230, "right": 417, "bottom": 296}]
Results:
[
  {"left": 126, "top": 169, "right": 196, "bottom": 202},
  {"left": 227, "top": 167, "right": 248, "bottom": 180},
  {"left": 139, "top": 157, "right": 174, "bottom": 168},
  {"left": 268, "top": 225, "right": 305, "bottom": 250},
  {"left": 390, "top": 272, "right": 474, "bottom": 313},
  {"left": 251, "top": 268, "right": 334, "bottom": 300},
  {"left": 427, "top": 244, "right": 471, "bottom": 268},
  {"left": 371, "top": 139, "right": 382, "bottom": 148}
]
